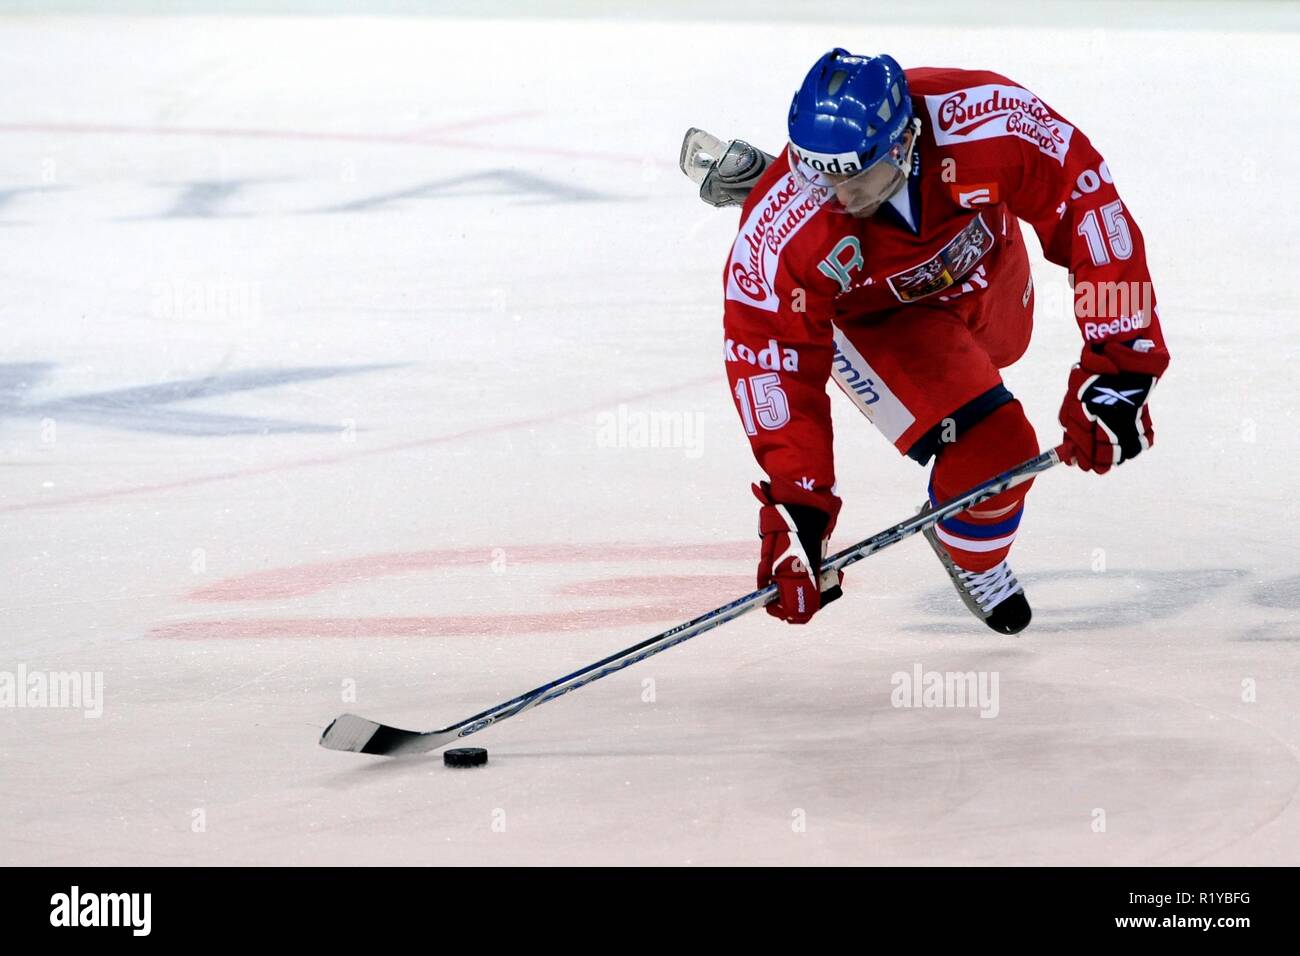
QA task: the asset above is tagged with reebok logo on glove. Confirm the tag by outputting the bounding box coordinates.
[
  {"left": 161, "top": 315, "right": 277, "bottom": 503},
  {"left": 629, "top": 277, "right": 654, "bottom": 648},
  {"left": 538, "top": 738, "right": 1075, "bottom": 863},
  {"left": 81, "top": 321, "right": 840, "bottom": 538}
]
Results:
[
  {"left": 1087, "top": 385, "right": 1144, "bottom": 407},
  {"left": 1059, "top": 335, "right": 1168, "bottom": 474}
]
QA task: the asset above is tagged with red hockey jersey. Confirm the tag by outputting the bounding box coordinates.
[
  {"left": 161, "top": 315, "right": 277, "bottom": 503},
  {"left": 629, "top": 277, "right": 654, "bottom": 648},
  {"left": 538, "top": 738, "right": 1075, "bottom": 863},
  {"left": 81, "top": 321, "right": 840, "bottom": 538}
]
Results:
[{"left": 722, "top": 67, "right": 1169, "bottom": 519}]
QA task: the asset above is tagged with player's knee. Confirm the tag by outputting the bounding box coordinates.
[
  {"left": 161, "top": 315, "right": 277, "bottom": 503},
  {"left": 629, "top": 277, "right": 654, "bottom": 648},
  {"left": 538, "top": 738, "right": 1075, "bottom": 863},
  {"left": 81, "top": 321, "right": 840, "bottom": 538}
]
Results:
[{"left": 930, "top": 399, "right": 1038, "bottom": 508}]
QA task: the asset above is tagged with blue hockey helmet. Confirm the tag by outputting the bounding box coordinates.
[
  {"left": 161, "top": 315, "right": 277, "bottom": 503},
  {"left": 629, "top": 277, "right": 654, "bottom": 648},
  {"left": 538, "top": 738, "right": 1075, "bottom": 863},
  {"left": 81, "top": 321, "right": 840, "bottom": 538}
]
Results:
[{"left": 787, "top": 49, "right": 913, "bottom": 177}]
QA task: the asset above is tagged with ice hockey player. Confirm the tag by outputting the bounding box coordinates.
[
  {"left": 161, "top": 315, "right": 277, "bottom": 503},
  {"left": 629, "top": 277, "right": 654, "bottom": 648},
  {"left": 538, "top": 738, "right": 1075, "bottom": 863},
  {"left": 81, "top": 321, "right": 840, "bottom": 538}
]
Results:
[{"left": 681, "top": 49, "right": 1170, "bottom": 633}]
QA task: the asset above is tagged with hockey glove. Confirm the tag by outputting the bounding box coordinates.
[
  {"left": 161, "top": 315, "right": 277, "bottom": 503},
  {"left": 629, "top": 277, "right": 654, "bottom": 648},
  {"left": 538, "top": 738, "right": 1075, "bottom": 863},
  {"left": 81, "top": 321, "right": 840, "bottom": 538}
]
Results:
[
  {"left": 680, "top": 128, "right": 775, "bottom": 208},
  {"left": 753, "top": 482, "right": 841, "bottom": 624},
  {"left": 1060, "top": 336, "right": 1169, "bottom": 473}
]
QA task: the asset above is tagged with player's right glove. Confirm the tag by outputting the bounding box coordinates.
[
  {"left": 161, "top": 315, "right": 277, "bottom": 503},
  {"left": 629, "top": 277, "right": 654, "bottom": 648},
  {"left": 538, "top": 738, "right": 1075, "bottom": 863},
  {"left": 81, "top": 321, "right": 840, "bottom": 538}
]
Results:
[
  {"left": 753, "top": 482, "right": 841, "bottom": 625},
  {"left": 680, "top": 128, "right": 775, "bottom": 208},
  {"left": 1059, "top": 336, "right": 1169, "bottom": 473}
]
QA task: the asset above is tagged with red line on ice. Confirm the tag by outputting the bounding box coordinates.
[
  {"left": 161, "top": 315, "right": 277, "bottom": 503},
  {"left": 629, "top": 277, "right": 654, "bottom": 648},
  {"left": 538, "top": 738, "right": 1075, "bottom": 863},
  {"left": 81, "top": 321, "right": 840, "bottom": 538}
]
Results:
[
  {"left": 188, "top": 545, "right": 753, "bottom": 602},
  {"left": 556, "top": 573, "right": 753, "bottom": 599},
  {"left": 151, "top": 605, "right": 699, "bottom": 639},
  {"left": 157, "top": 557, "right": 755, "bottom": 640}
]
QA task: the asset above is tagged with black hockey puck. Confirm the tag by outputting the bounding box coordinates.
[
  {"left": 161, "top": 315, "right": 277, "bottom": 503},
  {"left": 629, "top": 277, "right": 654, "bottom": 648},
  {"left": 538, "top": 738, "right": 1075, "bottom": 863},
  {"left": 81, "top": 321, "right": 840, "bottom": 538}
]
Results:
[{"left": 443, "top": 747, "right": 488, "bottom": 768}]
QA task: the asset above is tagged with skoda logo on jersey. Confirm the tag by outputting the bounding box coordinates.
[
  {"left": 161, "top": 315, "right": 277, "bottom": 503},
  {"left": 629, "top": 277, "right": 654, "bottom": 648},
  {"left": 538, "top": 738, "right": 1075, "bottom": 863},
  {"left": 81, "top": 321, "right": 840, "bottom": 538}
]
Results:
[{"left": 790, "top": 145, "right": 863, "bottom": 176}]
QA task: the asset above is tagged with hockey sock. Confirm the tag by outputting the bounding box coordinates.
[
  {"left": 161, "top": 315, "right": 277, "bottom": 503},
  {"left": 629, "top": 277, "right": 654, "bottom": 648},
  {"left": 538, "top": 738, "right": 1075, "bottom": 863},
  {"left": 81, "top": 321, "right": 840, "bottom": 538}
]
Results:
[{"left": 928, "top": 400, "right": 1039, "bottom": 572}]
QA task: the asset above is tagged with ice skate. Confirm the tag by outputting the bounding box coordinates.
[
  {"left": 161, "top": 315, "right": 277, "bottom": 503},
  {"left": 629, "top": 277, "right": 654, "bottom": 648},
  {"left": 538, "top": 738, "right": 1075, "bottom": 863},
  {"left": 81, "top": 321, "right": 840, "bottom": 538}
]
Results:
[{"left": 922, "top": 523, "right": 1032, "bottom": 635}]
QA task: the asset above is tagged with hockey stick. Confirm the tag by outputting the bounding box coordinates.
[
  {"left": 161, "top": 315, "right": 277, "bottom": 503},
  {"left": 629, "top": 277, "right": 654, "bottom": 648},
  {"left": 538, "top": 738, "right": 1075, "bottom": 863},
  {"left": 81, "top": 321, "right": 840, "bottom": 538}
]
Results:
[{"left": 320, "top": 444, "right": 1066, "bottom": 756}]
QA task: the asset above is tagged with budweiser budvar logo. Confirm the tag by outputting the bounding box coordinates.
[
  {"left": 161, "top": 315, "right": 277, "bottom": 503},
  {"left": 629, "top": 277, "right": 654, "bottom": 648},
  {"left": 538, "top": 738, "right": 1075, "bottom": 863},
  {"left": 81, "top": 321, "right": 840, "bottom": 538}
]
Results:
[
  {"left": 727, "top": 172, "right": 830, "bottom": 310},
  {"left": 925, "top": 83, "right": 1075, "bottom": 165},
  {"left": 937, "top": 88, "right": 1060, "bottom": 138}
]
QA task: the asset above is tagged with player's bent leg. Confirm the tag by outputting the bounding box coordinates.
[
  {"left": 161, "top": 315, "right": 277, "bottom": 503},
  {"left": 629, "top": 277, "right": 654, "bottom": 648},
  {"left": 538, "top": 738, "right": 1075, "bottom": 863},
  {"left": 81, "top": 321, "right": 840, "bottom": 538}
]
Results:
[
  {"left": 828, "top": 310, "right": 1039, "bottom": 633},
  {"left": 923, "top": 400, "right": 1039, "bottom": 634},
  {"left": 928, "top": 400, "right": 1039, "bottom": 571},
  {"left": 830, "top": 306, "right": 1006, "bottom": 455}
]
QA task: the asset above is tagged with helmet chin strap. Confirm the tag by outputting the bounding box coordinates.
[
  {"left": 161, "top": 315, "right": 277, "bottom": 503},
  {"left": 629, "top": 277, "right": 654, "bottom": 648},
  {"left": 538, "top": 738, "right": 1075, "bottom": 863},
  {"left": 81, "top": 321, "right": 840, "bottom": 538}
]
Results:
[
  {"left": 883, "top": 117, "right": 922, "bottom": 186},
  {"left": 844, "top": 117, "right": 922, "bottom": 216},
  {"left": 899, "top": 117, "right": 922, "bottom": 167}
]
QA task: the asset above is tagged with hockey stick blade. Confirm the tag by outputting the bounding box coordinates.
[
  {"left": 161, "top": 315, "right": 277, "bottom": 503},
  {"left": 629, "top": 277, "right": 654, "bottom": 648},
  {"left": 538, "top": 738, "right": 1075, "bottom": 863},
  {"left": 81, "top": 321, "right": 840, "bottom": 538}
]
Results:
[
  {"left": 321, "top": 714, "right": 460, "bottom": 755},
  {"left": 319, "top": 445, "right": 1065, "bottom": 756}
]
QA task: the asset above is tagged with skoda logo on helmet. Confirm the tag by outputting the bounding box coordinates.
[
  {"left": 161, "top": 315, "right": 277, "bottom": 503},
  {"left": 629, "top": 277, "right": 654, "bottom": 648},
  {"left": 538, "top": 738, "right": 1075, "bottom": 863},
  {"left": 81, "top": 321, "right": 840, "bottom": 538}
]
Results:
[{"left": 790, "top": 146, "right": 864, "bottom": 176}]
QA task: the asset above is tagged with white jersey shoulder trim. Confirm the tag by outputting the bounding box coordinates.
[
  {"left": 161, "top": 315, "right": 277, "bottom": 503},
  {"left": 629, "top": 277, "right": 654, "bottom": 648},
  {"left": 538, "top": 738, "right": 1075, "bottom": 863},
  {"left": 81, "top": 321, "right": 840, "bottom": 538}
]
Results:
[
  {"left": 923, "top": 83, "right": 1075, "bottom": 166},
  {"left": 725, "top": 167, "right": 833, "bottom": 313}
]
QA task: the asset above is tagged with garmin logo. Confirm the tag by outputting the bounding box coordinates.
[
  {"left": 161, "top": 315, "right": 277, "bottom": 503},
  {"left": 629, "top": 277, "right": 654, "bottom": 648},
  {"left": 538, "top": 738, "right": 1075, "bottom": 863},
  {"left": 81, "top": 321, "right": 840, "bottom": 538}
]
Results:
[
  {"left": 50, "top": 886, "right": 151, "bottom": 936},
  {"left": 829, "top": 329, "right": 914, "bottom": 443},
  {"left": 831, "top": 343, "right": 880, "bottom": 404}
]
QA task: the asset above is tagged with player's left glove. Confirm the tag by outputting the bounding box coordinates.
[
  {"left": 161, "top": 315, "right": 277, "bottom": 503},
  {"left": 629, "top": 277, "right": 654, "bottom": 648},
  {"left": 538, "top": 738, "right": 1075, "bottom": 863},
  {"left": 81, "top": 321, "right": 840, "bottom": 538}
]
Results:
[
  {"left": 753, "top": 482, "right": 841, "bottom": 625},
  {"left": 1059, "top": 336, "right": 1169, "bottom": 473}
]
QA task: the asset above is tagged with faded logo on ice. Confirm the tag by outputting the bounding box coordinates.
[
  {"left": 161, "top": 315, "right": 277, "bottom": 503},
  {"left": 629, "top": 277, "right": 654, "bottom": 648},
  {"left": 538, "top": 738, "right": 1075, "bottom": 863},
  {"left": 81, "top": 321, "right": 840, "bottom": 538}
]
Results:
[
  {"left": 925, "top": 84, "right": 1075, "bottom": 165},
  {"left": 0, "top": 362, "right": 397, "bottom": 437},
  {"left": 725, "top": 172, "right": 831, "bottom": 313}
]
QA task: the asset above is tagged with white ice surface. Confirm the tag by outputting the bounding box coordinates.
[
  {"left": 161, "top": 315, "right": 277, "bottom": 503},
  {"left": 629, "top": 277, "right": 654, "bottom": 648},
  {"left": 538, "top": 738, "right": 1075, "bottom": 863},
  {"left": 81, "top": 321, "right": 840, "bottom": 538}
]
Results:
[{"left": 0, "top": 10, "right": 1298, "bottom": 865}]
